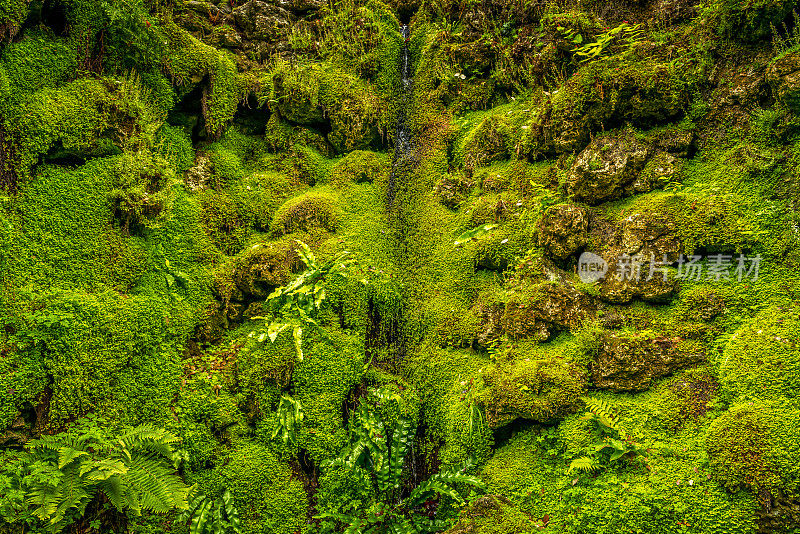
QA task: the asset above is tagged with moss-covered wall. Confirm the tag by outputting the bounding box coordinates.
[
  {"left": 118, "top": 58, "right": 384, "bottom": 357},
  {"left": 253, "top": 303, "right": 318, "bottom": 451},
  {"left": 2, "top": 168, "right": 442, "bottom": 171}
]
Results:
[{"left": 2, "top": 0, "right": 800, "bottom": 532}]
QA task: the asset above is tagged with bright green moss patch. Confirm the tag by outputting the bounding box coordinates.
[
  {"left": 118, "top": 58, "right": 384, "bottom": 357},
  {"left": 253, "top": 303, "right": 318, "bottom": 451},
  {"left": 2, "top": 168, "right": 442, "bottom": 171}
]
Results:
[
  {"left": 719, "top": 306, "right": 800, "bottom": 401},
  {"left": 220, "top": 439, "right": 310, "bottom": 534},
  {"left": 706, "top": 400, "right": 800, "bottom": 502},
  {"left": 271, "top": 191, "right": 341, "bottom": 236}
]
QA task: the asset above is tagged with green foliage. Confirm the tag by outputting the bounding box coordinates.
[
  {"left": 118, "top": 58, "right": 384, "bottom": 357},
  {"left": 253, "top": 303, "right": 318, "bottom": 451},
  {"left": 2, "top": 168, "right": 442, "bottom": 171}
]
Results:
[
  {"left": 271, "top": 395, "right": 304, "bottom": 446},
  {"left": 568, "top": 398, "right": 648, "bottom": 475},
  {"left": 571, "top": 23, "right": 644, "bottom": 63},
  {"left": 453, "top": 223, "right": 497, "bottom": 247},
  {"left": 178, "top": 488, "right": 242, "bottom": 534},
  {"left": 0, "top": 417, "right": 188, "bottom": 532},
  {"left": 771, "top": 10, "right": 800, "bottom": 55},
  {"left": 249, "top": 241, "right": 351, "bottom": 360},
  {"left": 318, "top": 387, "right": 486, "bottom": 533}
]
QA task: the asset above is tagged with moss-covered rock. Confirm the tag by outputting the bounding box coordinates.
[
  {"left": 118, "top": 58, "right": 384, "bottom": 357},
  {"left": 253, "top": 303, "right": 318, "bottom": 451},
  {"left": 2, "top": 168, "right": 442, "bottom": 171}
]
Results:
[
  {"left": 767, "top": 52, "right": 800, "bottom": 113},
  {"left": 271, "top": 192, "right": 340, "bottom": 235},
  {"left": 567, "top": 133, "right": 650, "bottom": 205},
  {"left": 480, "top": 348, "right": 587, "bottom": 427},
  {"left": 706, "top": 400, "right": 800, "bottom": 506},
  {"left": 537, "top": 203, "right": 589, "bottom": 260},
  {"left": 590, "top": 331, "right": 704, "bottom": 391}
]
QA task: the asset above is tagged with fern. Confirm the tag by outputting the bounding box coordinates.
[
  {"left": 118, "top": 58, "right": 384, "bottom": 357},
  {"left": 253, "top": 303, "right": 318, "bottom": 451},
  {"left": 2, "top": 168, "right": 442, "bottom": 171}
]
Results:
[
  {"left": 178, "top": 488, "right": 242, "bottom": 534},
  {"left": 568, "top": 456, "right": 600, "bottom": 474},
  {"left": 272, "top": 395, "right": 304, "bottom": 446},
  {"left": 317, "top": 389, "right": 485, "bottom": 533},
  {"left": 249, "top": 240, "right": 352, "bottom": 361},
  {"left": 11, "top": 418, "right": 190, "bottom": 531},
  {"left": 569, "top": 398, "right": 649, "bottom": 477}
]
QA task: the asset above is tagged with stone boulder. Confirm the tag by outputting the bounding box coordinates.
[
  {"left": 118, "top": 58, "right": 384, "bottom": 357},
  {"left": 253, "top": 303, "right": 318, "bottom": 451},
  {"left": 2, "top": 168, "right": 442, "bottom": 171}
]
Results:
[
  {"left": 768, "top": 52, "right": 800, "bottom": 113},
  {"left": 537, "top": 203, "right": 589, "bottom": 259},
  {"left": 502, "top": 282, "right": 596, "bottom": 341},
  {"left": 590, "top": 332, "right": 703, "bottom": 391},
  {"left": 231, "top": 0, "right": 296, "bottom": 42},
  {"left": 567, "top": 134, "right": 650, "bottom": 205},
  {"left": 595, "top": 213, "right": 680, "bottom": 303},
  {"left": 480, "top": 356, "right": 587, "bottom": 427}
]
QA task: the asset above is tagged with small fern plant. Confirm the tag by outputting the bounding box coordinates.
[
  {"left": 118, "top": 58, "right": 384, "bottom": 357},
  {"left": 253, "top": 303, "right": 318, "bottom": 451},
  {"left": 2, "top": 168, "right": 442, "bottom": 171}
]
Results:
[
  {"left": 249, "top": 240, "right": 351, "bottom": 361},
  {"left": 178, "top": 488, "right": 242, "bottom": 534},
  {"left": 272, "top": 395, "right": 304, "bottom": 446},
  {"left": 568, "top": 398, "right": 648, "bottom": 475},
  {"left": 316, "top": 388, "right": 486, "bottom": 533},
  {"left": 6, "top": 417, "right": 189, "bottom": 531}
]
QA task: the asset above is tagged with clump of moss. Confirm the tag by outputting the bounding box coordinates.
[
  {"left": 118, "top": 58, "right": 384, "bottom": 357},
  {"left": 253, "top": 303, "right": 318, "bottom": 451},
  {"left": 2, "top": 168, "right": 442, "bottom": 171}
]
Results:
[
  {"left": 705, "top": 400, "right": 800, "bottom": 504},
  {"left": 271, "top": 192, "right": 340, "bottom": 236},
  {"left": 265, "top": 60, "right": 383, "bottom": 153},
  {"left": 199, "top": 189, "right": 250, "bottom": 256},
  {"left": 702, "top": 0, "right": 796, "bottom": 42},
  {"left": 162, "top": 21, "right": 241, "bottom": 139},
  {"left": 218, "top": 439, "right": 310, "bottom": 534},
  {"left": 329, "top": 150, "right": 388, "bottom": 185},
  {"left": 718, "top": 306, "right": 800, "bottom": 401},
  {"left": 654, "top": 368, "right": 719, "bottom": 431},
  {"left": 479, "top": 343, "right": 587, "bottom": 428}
]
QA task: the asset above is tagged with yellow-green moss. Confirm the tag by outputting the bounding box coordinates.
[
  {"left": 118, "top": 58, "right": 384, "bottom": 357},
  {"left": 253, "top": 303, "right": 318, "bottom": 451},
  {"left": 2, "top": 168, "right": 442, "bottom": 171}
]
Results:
[
  {"left": 706, "top": 400, "right": 800, "bottom": 501},
  {"left": 719, "top": 306, "right": 800, "bottom": 401},
  {"left": 271, "top": 191, "right": 340, "bottom": 236}
]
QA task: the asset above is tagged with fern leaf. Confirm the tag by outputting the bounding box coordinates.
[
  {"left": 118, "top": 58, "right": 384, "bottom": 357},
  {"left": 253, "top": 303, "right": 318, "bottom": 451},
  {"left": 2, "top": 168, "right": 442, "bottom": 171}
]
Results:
[{"left": 568, "top": 456, "right": 600, "bottom": 474}]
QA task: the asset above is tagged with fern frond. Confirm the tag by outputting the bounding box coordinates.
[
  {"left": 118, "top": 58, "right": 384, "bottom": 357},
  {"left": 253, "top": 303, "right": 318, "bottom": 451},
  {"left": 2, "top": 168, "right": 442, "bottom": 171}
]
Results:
[{"left": 568, "top": 456, "right": 600, "bottom": 474}]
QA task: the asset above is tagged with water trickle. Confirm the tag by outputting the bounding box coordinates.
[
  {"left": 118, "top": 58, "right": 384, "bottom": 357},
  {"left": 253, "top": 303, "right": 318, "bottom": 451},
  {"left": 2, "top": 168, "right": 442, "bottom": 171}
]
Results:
[{"left": 387, "top": 24, "right": 413, "bottom": 207}]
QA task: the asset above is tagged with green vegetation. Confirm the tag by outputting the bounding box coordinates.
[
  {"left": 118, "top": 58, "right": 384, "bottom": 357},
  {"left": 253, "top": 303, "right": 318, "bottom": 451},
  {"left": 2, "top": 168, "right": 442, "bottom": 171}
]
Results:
[{"left": 1, "top": 0, "right": 800, "bottom": 532}]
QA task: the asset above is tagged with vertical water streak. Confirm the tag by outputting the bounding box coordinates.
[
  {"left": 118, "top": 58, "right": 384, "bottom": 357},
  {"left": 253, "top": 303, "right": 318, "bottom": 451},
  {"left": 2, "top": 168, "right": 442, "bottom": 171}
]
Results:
[{"left": 387, "top": 24, "right": 413, "bottom": 207}]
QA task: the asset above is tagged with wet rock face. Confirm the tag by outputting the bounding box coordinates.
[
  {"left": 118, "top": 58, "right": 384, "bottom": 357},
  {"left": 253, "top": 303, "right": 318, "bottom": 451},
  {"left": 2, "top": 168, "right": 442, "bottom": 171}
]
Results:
[
  {"left": 768, "top": 52, "right": 800, "bottom": 113},
  {"left": 537, "top": 203, "right": 589, "bottom": 260},
  {"left": 475, "top": 276, "right": 597, "bottom": 345},
  {"left": 231, "top": 1, "right": 296, "bottom": 42},
  {"left": 595, "top": 213, "right": 681, "bottom": 303},
  {"left": 590, "top": 333, "right": 704, "bottom": 391},
  {"left": 567, "top": 135, "right": 650, "bottom": 205}
]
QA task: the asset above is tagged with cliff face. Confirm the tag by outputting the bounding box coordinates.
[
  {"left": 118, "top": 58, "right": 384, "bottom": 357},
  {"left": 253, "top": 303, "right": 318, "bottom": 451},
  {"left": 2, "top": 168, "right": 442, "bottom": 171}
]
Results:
[{"left": 1, "top": 0, "right": 800, "bottom": 533}]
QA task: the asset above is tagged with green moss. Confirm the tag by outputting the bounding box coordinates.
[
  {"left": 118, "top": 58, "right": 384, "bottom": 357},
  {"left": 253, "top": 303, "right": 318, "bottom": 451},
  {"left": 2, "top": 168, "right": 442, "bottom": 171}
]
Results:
[
  {"left": 718, "top": 306, "right": 800, "bottom": 401},
  {"left": 0, "top": 31, "right": 77, "bottom": 97},
  {"left": 0, "top": 290, "right": 184, "bottom": 428},
  {"left": 271, "top": 191, "right": 340, "bottom": 236},
  {"left": 199, "top": 189, "right": 250, "bottom": 256},
  {"left": 479, "top": 342, "right": 588, "bottom": 427},
  {"left": 706, "top": 399, "right": 800, "bottom": 502},
  {"left": 329, "top": 150, "right": 389, "bottom": 186},
  {"left": 162, "top": 22, "right": 241, "bottom": 139},
  {"left": 0, "top": 0, "right": 29, "bottom": 33},
  {"left": 219, "top": 439, "right": 309, "bottom": 534},
  {"left": 266, "top": 60, "right": 383, "bottom": 153},
  {"left": 703, "top": 0, "right": 796, "bottom": 41}
]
